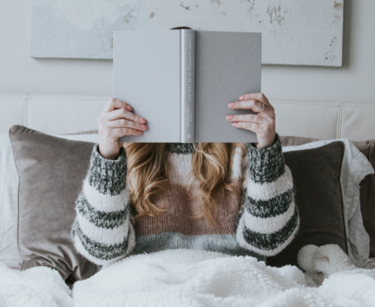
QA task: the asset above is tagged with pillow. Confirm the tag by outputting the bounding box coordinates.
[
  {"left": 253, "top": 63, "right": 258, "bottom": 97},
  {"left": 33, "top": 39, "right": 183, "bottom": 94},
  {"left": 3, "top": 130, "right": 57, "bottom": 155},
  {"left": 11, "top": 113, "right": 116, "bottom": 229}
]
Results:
[
  {"left": 0, "top": 133, "right": 21, "bottom": 268},
  {"left": 346, "top": 139, "right": 375, "bottom": 258},
  {"left": 8, "top": 125, "right": 101, "bottom": 285},
  {"left": 266, "top": 141, "right": 348, "bottom": 268},
  {"left": 0, "top": 132, "right": 98, "bottom": 270},
  {"left": 279, "top": 136, "right": 375, "bottom": 266}
]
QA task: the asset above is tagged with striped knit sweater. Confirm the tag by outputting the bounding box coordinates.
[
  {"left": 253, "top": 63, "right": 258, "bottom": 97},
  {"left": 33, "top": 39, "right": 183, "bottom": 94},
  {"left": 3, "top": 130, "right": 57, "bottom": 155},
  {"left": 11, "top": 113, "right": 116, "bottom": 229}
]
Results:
[{"left": 71, "top": 133, "right": 300, "bottom": 265}]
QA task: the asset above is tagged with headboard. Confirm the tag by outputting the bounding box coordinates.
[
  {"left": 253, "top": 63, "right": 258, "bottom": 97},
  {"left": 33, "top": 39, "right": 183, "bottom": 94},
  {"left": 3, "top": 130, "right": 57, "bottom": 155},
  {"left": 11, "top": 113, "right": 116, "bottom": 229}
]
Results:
[{"left": 1, "top": 94, "right": 375, "bottom": 141}]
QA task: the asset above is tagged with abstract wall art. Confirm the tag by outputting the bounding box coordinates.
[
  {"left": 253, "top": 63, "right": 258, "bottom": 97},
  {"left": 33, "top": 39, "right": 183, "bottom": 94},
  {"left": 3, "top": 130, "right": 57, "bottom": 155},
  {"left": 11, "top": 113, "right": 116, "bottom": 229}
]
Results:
[{"left": 31, "top": 0, "right": 344, "bottom": 66}]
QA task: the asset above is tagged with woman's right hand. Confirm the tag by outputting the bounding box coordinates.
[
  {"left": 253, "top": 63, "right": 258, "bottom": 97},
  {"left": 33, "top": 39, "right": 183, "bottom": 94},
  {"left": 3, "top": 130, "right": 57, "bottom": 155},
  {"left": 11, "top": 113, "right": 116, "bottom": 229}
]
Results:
[{"left": 98, "top": 97, "right": 147, "bottom": 160}]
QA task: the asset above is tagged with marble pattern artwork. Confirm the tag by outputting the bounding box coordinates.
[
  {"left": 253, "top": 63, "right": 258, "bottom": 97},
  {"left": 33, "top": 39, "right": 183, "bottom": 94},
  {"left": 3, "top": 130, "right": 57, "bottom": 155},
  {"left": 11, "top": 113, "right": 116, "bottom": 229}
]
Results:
[{"left": 31, "top": 0, "right": 344, "bottom": 66}]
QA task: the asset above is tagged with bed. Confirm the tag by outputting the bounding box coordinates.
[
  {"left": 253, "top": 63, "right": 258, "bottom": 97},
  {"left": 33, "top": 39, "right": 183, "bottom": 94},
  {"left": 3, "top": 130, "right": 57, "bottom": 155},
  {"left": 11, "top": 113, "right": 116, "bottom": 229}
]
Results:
[{"left": 1, "top": 94, "right": 375, "bottom": 306}]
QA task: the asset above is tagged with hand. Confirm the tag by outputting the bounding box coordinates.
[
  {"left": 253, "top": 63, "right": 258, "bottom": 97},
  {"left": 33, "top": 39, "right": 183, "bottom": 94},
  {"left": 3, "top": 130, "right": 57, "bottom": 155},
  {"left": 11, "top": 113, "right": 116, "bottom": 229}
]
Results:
[
  {"left": 97, "top": 98, "right": 148, "bottom": 159},
  {"left": 226, "top": 93, "right": 276, "bottom": 149}
]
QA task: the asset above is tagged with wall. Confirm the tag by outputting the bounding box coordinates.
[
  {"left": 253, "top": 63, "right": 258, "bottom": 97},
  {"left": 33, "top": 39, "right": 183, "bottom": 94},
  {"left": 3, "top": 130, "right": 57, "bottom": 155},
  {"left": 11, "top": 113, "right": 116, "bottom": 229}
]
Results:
[{"left": 0, "top": 0, "right": 374, "bottom": 104}]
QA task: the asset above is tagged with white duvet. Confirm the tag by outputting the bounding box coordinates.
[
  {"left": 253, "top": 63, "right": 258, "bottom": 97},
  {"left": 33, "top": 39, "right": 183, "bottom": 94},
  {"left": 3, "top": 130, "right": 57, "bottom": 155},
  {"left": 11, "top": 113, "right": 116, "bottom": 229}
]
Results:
[{"left": 1, "top": 245, "right": 374, "bottom": 307}]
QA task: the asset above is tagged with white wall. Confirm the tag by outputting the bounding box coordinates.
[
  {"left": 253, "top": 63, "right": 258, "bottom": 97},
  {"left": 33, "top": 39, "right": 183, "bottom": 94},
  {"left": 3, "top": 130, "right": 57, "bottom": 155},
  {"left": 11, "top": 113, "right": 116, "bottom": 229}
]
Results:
[{"left": 0, "top": 0, "right": 374, "bottom": 104}]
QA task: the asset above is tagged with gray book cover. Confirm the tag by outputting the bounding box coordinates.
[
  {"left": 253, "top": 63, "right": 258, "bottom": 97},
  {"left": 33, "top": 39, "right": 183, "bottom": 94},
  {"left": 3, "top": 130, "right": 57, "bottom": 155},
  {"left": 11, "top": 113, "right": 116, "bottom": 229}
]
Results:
[{"left": 114, "top": 29, "right": 261, "bottom": 143}]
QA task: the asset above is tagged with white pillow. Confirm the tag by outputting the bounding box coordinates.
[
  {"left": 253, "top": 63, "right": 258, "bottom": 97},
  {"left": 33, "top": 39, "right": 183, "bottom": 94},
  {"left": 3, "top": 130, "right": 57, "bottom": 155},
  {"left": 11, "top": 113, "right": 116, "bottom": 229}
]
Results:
[
  {"left": 282, "top": 138, "right": 375, "bottom": 268},
  {"left": 0, "top": 133, "right": 98, "bottom": 268},
  {"left": 0, "top": 134, "right": 20, "bottom": 268}
]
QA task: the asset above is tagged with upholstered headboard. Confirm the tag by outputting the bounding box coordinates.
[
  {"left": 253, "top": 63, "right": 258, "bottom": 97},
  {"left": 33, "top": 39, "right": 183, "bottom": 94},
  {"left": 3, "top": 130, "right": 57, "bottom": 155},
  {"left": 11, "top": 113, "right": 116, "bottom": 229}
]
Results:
[{"left": 2, "top": 94, "right": 375, "bottom": 141}]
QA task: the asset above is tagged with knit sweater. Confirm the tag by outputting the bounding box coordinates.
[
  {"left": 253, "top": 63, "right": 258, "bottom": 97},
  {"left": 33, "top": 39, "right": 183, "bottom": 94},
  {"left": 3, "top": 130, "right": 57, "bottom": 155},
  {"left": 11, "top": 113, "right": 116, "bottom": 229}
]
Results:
[{"left": 71, "top": 133, "right": 300, "bottom": 265}]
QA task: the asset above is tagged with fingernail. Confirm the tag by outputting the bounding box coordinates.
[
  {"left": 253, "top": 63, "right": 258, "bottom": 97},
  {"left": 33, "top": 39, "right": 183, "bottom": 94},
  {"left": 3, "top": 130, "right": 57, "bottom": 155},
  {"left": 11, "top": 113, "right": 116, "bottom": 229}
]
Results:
[
  {"left": 232, "top": 122, "right": 237, "bottom": 126},
  {"left": 239, "top": 96, "right": 244, "bottom": 100},
  {"left": 127, "top": 105, "right": 132, "bottom": 111},
  {"left": 226, "top": 115, "right": 233, "bottom": 120},
  {"left": 228, "top": 103, "right": 235, "bottom": 107},
  {"left": 141, "top": 124, "right": 147, "bottom": 129},
  {"left": 140, "top": 117, "right": 146, "bottom": 123}
]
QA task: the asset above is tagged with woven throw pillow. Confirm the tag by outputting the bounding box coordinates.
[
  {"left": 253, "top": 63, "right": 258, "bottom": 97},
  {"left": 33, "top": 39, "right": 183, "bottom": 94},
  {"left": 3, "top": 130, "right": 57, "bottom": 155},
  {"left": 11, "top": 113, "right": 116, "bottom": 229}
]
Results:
[
  {"left": 8, "top": 125, "right": 101, "bottom": 285},
  {"left": 266, "top": 141, "right": 348, "bottom": 268}
]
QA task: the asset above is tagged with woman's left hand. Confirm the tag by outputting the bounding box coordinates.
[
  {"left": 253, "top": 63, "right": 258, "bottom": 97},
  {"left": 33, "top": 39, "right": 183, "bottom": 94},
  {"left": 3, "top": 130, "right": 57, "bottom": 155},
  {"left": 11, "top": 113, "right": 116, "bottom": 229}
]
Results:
[{"left": 226, "top": 92, "right": 276, "bottom": 149}]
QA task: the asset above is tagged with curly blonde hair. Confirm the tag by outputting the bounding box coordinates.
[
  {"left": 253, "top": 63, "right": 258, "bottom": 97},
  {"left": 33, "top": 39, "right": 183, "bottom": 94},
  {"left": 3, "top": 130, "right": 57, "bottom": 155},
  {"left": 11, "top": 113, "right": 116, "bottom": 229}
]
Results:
[{"left": 122, "top": 142, "right": 247, "bottom": 232}]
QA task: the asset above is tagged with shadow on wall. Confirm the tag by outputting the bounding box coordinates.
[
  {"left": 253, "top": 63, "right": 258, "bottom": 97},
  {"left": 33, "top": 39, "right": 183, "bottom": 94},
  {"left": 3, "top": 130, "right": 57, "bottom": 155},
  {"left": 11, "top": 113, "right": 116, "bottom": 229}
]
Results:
[{"left": 342, "top": 0, "right": 352, "bottom": 67}]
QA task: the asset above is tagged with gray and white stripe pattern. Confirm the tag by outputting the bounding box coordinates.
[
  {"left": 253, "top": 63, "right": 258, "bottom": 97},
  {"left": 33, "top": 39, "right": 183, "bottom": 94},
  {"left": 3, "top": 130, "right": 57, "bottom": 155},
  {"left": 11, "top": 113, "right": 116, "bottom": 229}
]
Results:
[
  {"left": 71, "top": 134, "right": 300, "bottom": 265},
  {"left": 71, "top": 144, "right": 136, "bottom": 265},
  {"left": 236, "top": 133, "right": 300, "bottom": 256}
]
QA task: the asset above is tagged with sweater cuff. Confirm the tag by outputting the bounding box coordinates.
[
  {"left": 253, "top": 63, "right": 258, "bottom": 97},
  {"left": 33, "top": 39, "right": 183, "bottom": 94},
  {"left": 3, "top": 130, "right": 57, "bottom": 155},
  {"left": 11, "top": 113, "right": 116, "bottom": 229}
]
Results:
[
  {"left": 87, "top": 144, "right": 128, "bottom": 196},
  {"left": 246, "top": 133, "right": 285, "bottom": 184}
]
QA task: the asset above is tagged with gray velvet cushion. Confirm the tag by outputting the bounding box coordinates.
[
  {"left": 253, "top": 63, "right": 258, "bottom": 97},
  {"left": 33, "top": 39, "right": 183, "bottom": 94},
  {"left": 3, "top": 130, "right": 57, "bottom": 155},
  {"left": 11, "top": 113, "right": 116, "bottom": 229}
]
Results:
[
  {"left": 266, "top": 140, "right": 348, "bottom": 268},
  {"left": 280, "top": 135, "right": 375, "bottom": 258},
  {"left": 9, "top": 125, "right": 101, "bottom": 285}
]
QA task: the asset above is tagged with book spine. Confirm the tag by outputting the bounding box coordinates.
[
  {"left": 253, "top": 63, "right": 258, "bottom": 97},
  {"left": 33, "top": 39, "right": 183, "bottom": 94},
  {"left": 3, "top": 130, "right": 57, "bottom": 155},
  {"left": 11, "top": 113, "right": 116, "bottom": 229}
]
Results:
[{"left": 181, "top": 30, "right": 196, "bottom": 143}]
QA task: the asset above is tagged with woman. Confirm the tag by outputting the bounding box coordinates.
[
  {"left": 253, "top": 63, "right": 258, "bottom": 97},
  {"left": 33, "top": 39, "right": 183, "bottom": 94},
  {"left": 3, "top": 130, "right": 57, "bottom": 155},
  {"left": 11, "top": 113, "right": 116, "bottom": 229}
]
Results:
[{"left": 71, "top": 93, "right": 300, "bottom": 265}]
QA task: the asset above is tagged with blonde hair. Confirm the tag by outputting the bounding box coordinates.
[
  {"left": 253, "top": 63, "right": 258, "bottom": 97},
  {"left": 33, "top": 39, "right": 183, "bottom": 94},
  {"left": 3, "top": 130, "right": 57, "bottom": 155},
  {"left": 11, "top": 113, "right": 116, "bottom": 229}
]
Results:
[{"left": 122, "top": 142, "right": 247, "bottom": 232}]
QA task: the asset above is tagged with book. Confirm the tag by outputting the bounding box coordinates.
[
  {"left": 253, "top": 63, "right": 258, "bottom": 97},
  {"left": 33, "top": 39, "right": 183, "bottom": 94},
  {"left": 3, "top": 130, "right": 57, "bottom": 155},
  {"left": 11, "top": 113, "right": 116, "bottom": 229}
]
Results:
[{"left": 113, "top": 28, "right": 261, "bottom": 143}]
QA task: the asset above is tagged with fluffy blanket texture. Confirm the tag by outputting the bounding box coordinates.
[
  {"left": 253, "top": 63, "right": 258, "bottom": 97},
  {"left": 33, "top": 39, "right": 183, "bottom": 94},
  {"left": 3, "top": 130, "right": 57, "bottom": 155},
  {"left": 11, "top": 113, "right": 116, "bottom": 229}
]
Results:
[
  {"left": 1, "top": 245, "right": 375, "bottom": 307},
  {"left": 0, "top": 263, "right": 73, "bottom": 307}
]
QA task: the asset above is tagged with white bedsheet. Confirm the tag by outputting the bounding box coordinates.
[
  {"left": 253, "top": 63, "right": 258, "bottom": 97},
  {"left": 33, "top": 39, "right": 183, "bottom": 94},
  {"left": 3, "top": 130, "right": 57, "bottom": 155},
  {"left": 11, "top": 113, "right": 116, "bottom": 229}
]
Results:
[{"left": 1, "top": 245, "right": 374, "bottom": 307}]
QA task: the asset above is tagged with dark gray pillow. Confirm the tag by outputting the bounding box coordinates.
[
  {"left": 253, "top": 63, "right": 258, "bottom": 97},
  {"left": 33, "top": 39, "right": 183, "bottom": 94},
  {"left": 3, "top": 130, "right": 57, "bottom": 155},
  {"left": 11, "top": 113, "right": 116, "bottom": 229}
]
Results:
[
  {"left": 280, "top": 136, "right": 375, "bottom": 257},
  {"left": 280, "top": 135, "right": 375, "bottom": 259},
  {"left": 9, "top": 125, "right": 101, "bottom": 286},
  {"left": 267, "top": 140, "right": 348, "bottom": 268}
]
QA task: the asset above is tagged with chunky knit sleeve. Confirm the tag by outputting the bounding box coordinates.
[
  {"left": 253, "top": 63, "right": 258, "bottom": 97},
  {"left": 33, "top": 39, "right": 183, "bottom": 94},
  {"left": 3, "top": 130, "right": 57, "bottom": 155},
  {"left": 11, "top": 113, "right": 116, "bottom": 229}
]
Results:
[
  {"left": 236, "top": 133, "right": 300, "bottom": 257},
  {"left": 70, "top": 144, "right": 136, "bottom": 265}
]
